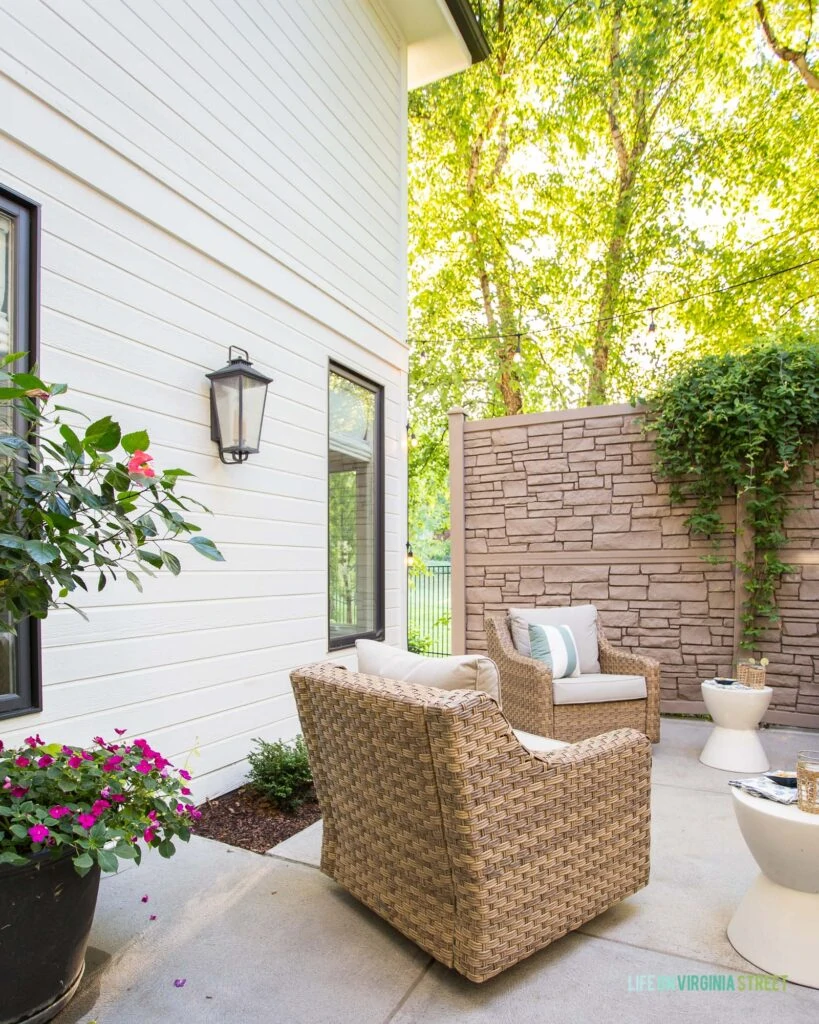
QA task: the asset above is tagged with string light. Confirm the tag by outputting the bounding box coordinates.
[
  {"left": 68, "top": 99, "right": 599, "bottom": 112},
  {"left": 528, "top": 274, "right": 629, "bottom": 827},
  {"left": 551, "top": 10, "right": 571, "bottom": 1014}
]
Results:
[
  {"left": 647, "top": 307, "right": 657, "bottom": 334},
  {"left": 406, "top": 541, "right": 415, "bottom": 567},
  {"left": 512, "top": 333, "right": 522, "bottom": 363}
]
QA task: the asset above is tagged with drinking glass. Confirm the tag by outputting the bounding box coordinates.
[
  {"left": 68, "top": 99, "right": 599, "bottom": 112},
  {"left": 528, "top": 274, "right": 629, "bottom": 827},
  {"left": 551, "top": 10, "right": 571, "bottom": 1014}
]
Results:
[{"left": 796, "top": 750, "right": 819, "bottom": 814}]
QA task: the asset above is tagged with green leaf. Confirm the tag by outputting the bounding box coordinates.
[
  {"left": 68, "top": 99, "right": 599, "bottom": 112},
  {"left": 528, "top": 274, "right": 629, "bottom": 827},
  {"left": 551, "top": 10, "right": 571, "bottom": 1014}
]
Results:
[
  {"left": 137, "top": 550, "right": 163, "bottom": 570},
  {"left": 121, "top": 430, "right": 150, "bottom": 455},
  {"left": 125, "top": 569, "right": 144, "bottom": 592},
  {"left": 96, "top": 849, "right": 119, "bottom": 873},
  {"left": 22, "top": 540, "right": 60, "bottom": 565},
  {"left": 73, "top": 852, "right": 94, "bottom": 876},
  {"left": 113, "top": 843, "right": 138, "bottom": 860},
  {"left": 0, "top": 850, "right": 29, "bottom": 867},
  {"left": 158, "top": 839, "right": 176, "bottom": 859},
  {"left": 84, "top": 416, "right": 122, "bottom": 452},
  {"left": 59, "top": 424, "right": 83, "bottom": 453},
  {"left": 161, "top": 550, "right": 181, "bottom": 575},
  {"left": 188, "top": 536, "right": 225, "bottom": 562}
]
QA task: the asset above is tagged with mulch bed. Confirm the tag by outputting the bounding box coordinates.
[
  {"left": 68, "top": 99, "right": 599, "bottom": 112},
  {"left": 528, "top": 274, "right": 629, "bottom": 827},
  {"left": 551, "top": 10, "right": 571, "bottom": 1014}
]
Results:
[{"left": 193, "top": 785, "right": 321, "bottom": 854}]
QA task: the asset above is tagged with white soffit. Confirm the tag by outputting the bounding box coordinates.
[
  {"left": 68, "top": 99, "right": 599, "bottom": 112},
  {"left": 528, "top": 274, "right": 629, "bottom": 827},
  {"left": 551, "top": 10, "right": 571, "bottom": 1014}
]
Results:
[{"left": 382, "top": 0, "right": 474, "bottom": 89}]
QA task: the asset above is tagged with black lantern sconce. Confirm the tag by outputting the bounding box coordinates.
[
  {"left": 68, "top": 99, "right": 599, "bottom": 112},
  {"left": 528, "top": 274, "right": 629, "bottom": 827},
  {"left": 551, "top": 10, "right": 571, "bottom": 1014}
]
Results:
[{"left": 206, "top": 347, "right": 273, "bottom": 464}]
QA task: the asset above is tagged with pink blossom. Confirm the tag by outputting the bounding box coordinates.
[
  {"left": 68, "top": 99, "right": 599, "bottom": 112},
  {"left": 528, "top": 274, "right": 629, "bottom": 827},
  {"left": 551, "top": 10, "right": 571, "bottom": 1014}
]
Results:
[
  {"left": 100, "top": 786, "right": 111, "bottom": 798},
  {"left": 2, "top": 777, "right": 10, "bottom": 789},
  {"left": 37, "top": 754, "right": 54, "bottom": 768},
  {"left": 135, "top": 759, "right": 153, "bottom": 775},
  {"left": 0, "top": 740, "right": 4, "bottom": 753},
  {"left": 143, "top": 826, "right": 156, "bottom": 843},
  {"left": 93, "top": 736, "right": 106, "bottom": 746},
  {"left": 91, "top": 799, "right": 110, "bottom": 816},
  {"left": 188, "top": 808, "right": 202, "bottom": 821},
  {"left": 149, "top": 914, "right": 157, "bottom": 921},
  {"left": 61, "top": 745, "right": 74, "bottom": 755},
  {"left": 67, "top": 755, "right": 82, "bottom": 769},
  {"left": 181, "top": 787, "right": 191, "bottom": 796},
  {"left": 154, "top": 756, "right": 171, "bottom": 772},
  {"left": 49, "top": 805, "right": 71, "bottom": 819},
  {"left": 82, "top": 751, "right": 95, "bottom": 761},
  {"left": 114, "top": 728, "right": 127, "bottom": 736},
  {"left": 175, "top": 803, "right": 186, "bottom": 814},
  {"left": 173, "top": 979, "right": 186, "bottom": 989},
  {"left": 141, "top": 894, "right": 149, "bottom": 903},
  {"left": 127, "top": 451, "right": 156, "bottom": 478},
  {"left": 111, "top": 794, "right": 127, "bottom": 804},
  {"left": 28, "top": 825, "right": 50, "bottom": 843},
  {"left": 77, "top": 812, "right": 96, "bottom": 829},
  {"left": 148, "top": 810, "right": 158, "bottom": 822},
  {"left": 14, "top": 756, "right": 30, "bottom": 768},
  {"left": 25, "top": 734, "right": 44, "bottom": 748},
  {"left": 102, "top": 755, "right": 124, "bottom": 772},
  {"left": 10, "top": 786, "right": 28, "bottom": 799},
  {"left": 179, "top": 769, "right": 191, "bottom": 781}
]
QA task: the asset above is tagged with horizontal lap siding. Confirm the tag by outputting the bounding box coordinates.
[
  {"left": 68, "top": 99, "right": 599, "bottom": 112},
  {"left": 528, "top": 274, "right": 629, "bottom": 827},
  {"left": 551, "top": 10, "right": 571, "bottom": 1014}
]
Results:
[{"left": 0, "top": 0, "right": 408, "bottom": 797}]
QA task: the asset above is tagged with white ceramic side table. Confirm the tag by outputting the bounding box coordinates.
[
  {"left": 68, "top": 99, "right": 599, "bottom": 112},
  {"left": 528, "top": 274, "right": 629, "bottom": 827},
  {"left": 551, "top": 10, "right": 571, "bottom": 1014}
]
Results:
[
  {"left": 699, "top": 681, "right": 772, "bottom": 772},
  {"left": 728, "top": 787, "right": 819, "bottom": 988}
]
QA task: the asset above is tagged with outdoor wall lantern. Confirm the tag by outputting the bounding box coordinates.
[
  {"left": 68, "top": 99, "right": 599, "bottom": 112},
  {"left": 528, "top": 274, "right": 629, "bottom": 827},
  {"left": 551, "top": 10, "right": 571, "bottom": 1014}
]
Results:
[{"left": 206, "top": 347, "right": 273, "bottom": 464}]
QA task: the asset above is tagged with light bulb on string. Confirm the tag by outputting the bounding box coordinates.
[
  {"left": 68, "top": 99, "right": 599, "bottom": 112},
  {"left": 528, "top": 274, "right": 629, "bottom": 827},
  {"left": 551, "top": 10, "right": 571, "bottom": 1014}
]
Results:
[
  {"left": 406, "top": 541, "right": 415, "bottom": 568},
  {"left": 512, "top": 334, "right": 522, "bottom": 364},
  {"left": 647, "top": 308, "right": 657, "bottom": 335}
]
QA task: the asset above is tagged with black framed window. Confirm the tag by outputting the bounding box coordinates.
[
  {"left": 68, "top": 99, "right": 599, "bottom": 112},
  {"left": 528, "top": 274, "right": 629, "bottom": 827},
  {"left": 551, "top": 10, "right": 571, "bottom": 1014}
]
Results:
[
  {"left": 328, "top": 363, "right": 384, "bottom": 650},
  {"left": 0, "top": 185, "right": 41, "bottom": 719}
]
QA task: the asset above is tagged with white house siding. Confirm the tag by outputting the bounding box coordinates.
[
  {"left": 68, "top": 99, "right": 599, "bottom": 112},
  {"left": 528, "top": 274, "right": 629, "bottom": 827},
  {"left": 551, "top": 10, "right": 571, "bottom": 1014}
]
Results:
[{"left": 0, "top": 0, "right": 409, "bottom": 798}]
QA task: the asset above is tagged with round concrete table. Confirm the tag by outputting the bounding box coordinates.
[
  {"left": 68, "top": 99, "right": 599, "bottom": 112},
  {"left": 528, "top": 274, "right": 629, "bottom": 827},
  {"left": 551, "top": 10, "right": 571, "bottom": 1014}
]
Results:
[
  {"left": 728, "top": 787, "right": 819, "bottom": 988},
  {"left": 699, "top": 681, "right": 772, "bottom": 772}
]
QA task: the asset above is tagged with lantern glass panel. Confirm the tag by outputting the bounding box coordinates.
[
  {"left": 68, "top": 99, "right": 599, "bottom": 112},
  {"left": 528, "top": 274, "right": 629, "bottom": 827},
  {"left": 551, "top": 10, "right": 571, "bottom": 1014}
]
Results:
[{"left": 240, "top": 375, "right": 268, "bottom": 452}]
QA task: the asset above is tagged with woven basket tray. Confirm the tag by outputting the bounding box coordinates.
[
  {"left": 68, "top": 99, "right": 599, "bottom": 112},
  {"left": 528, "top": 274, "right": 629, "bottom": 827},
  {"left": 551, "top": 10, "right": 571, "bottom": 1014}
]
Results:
[{"left": 737, "top": 663, "right": 767, "bottom": 689}]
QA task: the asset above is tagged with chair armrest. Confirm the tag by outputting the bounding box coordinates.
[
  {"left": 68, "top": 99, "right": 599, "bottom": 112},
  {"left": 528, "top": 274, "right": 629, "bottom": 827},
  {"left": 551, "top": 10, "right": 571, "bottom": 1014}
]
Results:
[
  {"left": 598, "top": 630, "right": 659, "bottom": 681},
  {"left": 485, "top": 614, "right": 555, "bottom": 737}
]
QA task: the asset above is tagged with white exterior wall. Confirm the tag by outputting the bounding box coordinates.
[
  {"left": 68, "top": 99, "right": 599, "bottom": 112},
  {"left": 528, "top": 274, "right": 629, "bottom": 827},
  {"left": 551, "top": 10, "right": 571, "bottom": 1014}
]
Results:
[{"left": 0, "top": 0, "right": 409, "bottom": 798}]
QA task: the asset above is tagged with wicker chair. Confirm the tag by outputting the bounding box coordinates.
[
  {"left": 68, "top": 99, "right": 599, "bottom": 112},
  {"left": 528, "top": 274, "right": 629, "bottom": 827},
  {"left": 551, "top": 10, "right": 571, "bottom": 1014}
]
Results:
[
  {"left": 291, "top": 662, "right": 652, "bottom": 983},
  {"left": 486, "top": 614, "right": 661, "bottom": 744}
]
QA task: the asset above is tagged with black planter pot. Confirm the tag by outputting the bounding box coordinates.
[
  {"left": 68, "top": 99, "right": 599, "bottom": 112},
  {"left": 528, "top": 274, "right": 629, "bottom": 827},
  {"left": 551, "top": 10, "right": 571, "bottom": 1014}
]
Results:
[{"left": 0, "top": 850, "right": 101, "bottom": 1024}]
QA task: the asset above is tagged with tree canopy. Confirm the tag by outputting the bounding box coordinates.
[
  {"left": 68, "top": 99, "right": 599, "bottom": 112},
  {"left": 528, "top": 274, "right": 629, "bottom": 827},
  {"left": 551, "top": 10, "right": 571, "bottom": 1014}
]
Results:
[{"left": 407, "top": 0, "right": 819, "bottom": 538}]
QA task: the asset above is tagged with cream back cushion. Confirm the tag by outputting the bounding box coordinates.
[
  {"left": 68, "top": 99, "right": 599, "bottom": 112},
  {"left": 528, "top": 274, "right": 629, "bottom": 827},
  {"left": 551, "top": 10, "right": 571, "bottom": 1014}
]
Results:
[
  {"left": 508, "top": 605, "right": 601, "bottom": 674},
  {"left": 355, "top": 640, "right": 500, "bottom": 701}
]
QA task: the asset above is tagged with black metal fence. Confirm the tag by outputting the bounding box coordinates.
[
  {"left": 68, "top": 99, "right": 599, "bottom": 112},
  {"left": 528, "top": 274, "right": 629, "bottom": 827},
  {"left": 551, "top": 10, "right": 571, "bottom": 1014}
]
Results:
[{"left": 407, "top": 561, "right": 451, "bottom": 656}]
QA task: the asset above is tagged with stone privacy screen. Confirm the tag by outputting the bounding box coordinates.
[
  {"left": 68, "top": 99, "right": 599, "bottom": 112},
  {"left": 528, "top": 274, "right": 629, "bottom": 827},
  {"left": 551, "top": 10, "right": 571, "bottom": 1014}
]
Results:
[{"left": 449, "top": 404, "right": 819, "bottom": 727}]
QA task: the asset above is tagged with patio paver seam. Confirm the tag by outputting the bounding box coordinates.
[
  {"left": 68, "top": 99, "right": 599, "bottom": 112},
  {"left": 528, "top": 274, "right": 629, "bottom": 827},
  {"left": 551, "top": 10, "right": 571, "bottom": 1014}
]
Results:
[
  {"left": 381, "top": 957, "right": 436, "bottom": 1024},
  {"left": 573, "top": 924, "right": 756, "bottom": 975}
]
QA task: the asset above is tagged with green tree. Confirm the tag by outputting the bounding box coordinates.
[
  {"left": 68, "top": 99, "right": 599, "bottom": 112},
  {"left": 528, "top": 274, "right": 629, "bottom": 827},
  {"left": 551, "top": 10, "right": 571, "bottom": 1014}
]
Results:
[{"left": 407, "top": 0, "right": 819, "bottom": 527}]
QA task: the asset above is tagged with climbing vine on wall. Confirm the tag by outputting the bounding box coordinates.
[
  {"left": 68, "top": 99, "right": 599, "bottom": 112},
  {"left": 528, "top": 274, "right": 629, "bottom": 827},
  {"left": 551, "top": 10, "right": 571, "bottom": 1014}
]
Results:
[{"left": 647, "top": 334, "right": 819, "bottom": 646}]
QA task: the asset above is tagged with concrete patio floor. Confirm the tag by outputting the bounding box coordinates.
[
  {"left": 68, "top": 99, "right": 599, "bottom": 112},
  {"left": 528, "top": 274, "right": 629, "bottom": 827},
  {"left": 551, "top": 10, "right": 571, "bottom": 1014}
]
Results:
[{"left": 55, "top": 718, "right": 819, "bottom": 1024}]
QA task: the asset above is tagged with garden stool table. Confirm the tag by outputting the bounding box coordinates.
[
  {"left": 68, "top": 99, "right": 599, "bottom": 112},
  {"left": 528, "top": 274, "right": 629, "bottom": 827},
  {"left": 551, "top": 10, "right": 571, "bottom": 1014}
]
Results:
[
  {"left": 727, "top": 787, "right": 819, "bottom": 988},
  {"left": 699, "top": 680, "right": 771, "bottom": 772}
]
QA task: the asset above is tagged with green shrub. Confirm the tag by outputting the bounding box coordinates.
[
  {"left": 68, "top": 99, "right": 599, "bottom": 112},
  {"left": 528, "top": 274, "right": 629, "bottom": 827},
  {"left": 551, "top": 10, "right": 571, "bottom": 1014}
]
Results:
[
  {"left": 407, "top": 627, "right": 434, "bottom": 654},
  {"left": 247, "top": 735, "right": 313, "bottom": 812}
]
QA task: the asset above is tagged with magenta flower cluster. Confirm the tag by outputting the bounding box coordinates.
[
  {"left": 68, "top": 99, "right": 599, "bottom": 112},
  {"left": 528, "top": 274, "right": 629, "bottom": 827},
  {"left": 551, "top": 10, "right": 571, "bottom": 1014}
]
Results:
[{"left": 0, "top": 730, "right": 199, "bottom": 877}]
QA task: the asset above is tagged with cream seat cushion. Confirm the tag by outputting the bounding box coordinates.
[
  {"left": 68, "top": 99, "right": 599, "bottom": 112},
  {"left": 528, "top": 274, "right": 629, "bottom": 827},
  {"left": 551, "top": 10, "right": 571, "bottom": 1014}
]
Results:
[
  {"left": 509, "top": 605, "right": 601, "bottom": 673},
  {"left": 355, "top": 640, "right": 500, "bottom": 701},
  {"left": 553, "top": 673, "right": 646, "bottom": 706},
  {"left": 512, "top": 729, "right": 570, "bottom": 753}
]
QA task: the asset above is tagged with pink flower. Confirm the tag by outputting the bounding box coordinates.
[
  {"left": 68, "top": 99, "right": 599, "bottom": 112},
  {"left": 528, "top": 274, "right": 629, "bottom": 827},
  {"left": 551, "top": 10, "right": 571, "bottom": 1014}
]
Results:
[
  {"left": 61, "top": 745, "right": 74, "bottom": 755},
  {"left": 154, "top": 755, "right": 171, "bottom": 772},
  {"left": 143, "top": 826, "right": 156, "bottom": 843},
  {"left": 37, "top": 754, "right": 54, "bottom": 768},
  {"left": 149, "top": 914, "right": 157, "bottom": 921},
  {"left": 189, "top": 808, "right": 202, "bottom": 821},
  {"left": 179, "top": 769, "right": 191, "bottom": 781},
  {"left": 127, "top": 451, "right": 156, "bottom": 478},
  {"left": 14, "top": 756, "right": 30, "bottom": 768},
  {"left": 10, "top": 786, "right": 28, "bottom": 799},
  {"left": 100, "top": 786, "right": 111, "bottom": 798},
  {"left": 67, "top": 755, "right": 82, "bottom": 770},
  {"left": 103, "top": 755, "right": 124, "bottom": 772},
  {"left": 28, "top": 825, "right": 50, "bottom": 843},
  {"left": 148, "top": 810, "right": 158, "bottom": 821},
  {"left": 114, "top": 728, "right": 127, "bottom": 736},
  {"left": 135, "top": 759, "right": 153, "bottom": 775},
  {"left": 77, "top": 812, "right": 96, "bottom": 829},
  {"left": 173, "top": 979, "right": 186, "bottom": 988},
  {"left": 141, "top": 894, "right": 149, "bottom": 903},
  {"left": 93, "top": 736, "right": 106, "bottom": 746},
  {"left": 48, "top": 805, "right": 71, "bottom": 819},
  {"left": 2, "top": 777, "right": 10, "bottom": 789},
  {"left": 111, "top": 794, "right": 127, "bottom": 804},
  {"left": 25, "top": 734, "right": 44, "bottom": 748},
  {"left": 176, "top": 803, "right": 186, "bottom": 814},
  {"left": 91, "top": 799, "right": 110, "bottom": 816},
  {"left": 0, "top": 740, "right": 4, "bottom": 753},
  {"left": 181, "top": 787, "right": 191, "bottom": 796},
  {"left": 82, "top": 751, "right": 95, "bottom": 761}
]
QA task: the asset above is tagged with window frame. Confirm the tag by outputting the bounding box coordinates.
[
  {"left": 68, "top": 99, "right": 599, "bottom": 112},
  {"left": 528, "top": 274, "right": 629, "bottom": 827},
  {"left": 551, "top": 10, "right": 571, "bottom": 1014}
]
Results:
[
  {"left": 0, "top": 184, "right": 42, "bottom": 720},
  {"left": 327, "top": 361, "right": 385, "bottom": 652}
]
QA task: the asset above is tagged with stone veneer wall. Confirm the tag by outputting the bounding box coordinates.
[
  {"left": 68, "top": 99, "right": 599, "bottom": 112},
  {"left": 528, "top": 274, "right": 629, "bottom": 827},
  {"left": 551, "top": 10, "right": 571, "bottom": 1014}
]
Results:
[{"left": 449, "top": 404, "right": 819, "bottom": 727}]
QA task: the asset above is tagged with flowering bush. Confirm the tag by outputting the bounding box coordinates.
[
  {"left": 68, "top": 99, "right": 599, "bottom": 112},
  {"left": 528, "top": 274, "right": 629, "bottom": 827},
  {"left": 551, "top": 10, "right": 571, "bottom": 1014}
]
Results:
[
  {"left": 0, "top": 357, "right": 223, "bottom": 632},
  {"left": 0, "top": 731, "right": 199, "bottom": 876}
]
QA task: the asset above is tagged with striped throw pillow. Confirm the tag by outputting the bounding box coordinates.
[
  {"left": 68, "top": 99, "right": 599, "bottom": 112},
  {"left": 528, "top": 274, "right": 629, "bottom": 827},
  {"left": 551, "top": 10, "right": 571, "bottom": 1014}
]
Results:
[{"left": 527, "top": 623, "right": 581, "bottom": 679}]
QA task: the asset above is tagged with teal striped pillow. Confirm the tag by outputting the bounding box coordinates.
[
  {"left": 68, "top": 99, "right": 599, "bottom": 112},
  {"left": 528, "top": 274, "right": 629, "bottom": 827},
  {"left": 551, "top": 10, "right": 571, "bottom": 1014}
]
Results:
[{"left": 528, "top": 623, "right": 581, "bottom": 679}]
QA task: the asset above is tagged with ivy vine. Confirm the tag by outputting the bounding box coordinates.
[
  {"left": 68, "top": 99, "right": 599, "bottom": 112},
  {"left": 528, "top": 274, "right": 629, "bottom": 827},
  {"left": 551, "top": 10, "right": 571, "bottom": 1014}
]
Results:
[{"left": 647, "top": 334, "right": 819, "bottom": 647}]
